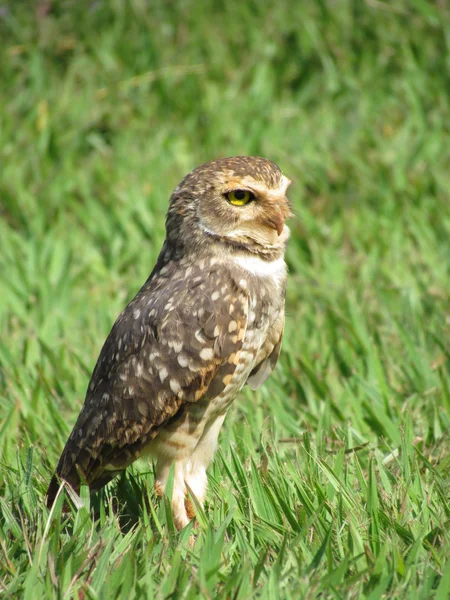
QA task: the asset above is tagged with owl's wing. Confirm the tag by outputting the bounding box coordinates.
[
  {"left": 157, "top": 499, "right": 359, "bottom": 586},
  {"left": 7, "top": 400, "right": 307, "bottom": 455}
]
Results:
[
  {"left": 47, "top": 270, "right": 248, "bottom": 505},
  {"left": 246, "top": 310, "right": 284, "bottom": 390}
]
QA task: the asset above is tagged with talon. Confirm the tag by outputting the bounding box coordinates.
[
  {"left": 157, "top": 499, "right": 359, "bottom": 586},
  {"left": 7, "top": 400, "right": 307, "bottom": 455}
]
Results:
[{"left": 185, "top": 496, "right": 196, "bottom": 520}]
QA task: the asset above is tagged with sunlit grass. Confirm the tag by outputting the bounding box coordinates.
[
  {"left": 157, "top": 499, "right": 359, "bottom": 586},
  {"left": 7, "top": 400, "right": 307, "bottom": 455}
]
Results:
[{"left": 1, "top": 1, "right": 449, "bottom": 598}]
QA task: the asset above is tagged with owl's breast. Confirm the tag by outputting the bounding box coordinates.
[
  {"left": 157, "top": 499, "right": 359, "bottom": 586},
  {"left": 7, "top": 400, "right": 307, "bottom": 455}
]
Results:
[
  {"left": 205, "top": 294, "right": 277, "bottom": 413},
  {"left": 145, "top": 259, "right": 285, "bottom": 463}
]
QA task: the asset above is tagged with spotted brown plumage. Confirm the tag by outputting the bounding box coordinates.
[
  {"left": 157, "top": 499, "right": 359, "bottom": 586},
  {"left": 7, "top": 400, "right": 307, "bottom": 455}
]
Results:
[{"left": 47, "top": 156, "right": 292, "bottom": 529}]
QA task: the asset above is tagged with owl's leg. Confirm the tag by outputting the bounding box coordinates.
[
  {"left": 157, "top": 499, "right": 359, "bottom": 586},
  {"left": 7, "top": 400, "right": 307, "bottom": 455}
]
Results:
[
  {"left": 184, "top": 413, "right": 226, "bottom": 518},
  {"left": 154, "top": 459, "right": 189, "bottom": 530}
]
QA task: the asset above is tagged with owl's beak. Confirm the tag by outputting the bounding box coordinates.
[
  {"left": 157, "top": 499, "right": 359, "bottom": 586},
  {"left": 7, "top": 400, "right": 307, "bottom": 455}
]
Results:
[{"left": 265, "top": 209, "right": 285, "bottom": 236}]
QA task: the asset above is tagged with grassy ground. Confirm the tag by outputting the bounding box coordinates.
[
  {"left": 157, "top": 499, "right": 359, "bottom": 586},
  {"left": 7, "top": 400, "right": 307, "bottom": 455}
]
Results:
[{"left": 1, "top": 1, "right": 450, "bottom": 598}]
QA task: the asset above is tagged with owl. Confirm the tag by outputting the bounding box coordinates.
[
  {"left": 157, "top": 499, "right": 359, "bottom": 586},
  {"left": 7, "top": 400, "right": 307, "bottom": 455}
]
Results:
[{"left": 47, "top": 156, "right": 292, "bottom": 529}]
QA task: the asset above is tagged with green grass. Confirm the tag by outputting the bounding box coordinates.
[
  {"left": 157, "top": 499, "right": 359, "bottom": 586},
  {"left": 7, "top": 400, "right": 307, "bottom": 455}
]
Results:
[{"left": 1, "top": 0, "right": 450, "bottom": 597}]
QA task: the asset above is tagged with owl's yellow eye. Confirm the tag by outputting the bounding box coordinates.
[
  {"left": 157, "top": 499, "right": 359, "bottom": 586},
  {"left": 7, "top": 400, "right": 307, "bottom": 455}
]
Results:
[{"left": 226, "top": 190, "right": 254, "bottom": 206}]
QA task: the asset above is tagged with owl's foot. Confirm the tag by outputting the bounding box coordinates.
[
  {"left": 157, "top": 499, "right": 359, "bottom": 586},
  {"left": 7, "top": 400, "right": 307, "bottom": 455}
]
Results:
[
  {"left": 154, "top": 459, "right": 208, "bottom": 530},
  {"left": 154, "top": 477, "right": 190, "bottom": 531},
  {"left": 185, "top": 495, "right": 196, "bottom": 520}
]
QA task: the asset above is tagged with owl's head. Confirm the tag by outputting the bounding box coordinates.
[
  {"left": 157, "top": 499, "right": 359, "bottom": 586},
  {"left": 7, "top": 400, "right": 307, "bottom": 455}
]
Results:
[{"left": 167, "top": 157, "right": 292, "bottom": 255}]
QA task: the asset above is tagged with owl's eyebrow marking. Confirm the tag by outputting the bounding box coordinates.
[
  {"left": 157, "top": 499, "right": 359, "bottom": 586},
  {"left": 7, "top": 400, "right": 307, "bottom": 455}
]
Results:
[{"left": 222, "top": 185, "right": 257, "bottom": 196}]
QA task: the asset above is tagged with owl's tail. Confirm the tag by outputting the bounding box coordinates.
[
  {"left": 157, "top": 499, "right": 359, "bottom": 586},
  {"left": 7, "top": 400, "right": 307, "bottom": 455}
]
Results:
[
  {"left": 46, "top": 470, "right": 119, "bottom": 508},
  {"left": 46, "top": 442, "right": 126, "bottom": 509},
  {"left": 46, "top": 474, "right": 65, "bottom": 508}
]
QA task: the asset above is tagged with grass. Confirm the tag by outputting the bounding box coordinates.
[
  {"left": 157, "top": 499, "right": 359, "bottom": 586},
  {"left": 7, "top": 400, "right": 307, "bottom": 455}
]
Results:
[{"left": 1, "top": 0, "right": 450, "bottom": 597}]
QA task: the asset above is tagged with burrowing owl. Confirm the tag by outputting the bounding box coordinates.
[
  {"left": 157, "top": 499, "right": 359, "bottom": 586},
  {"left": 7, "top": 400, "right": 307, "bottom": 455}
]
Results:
[{"left": 47, "top": 156, "right": 292, "bottom": 529}]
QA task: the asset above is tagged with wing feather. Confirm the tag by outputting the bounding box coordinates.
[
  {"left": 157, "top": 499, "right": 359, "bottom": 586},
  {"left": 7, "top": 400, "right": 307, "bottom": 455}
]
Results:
[
  {"left": 246, "top": 309, "right": 284, "bottom": 390},
  {"left": 47, "top": 265, "right": 248, "bottom": 505}
]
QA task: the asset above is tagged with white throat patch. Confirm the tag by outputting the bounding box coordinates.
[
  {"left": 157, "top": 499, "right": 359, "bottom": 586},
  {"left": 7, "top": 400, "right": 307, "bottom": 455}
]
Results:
[{"left": 231, "top": 254, "right": 287, "bottom": 288}]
